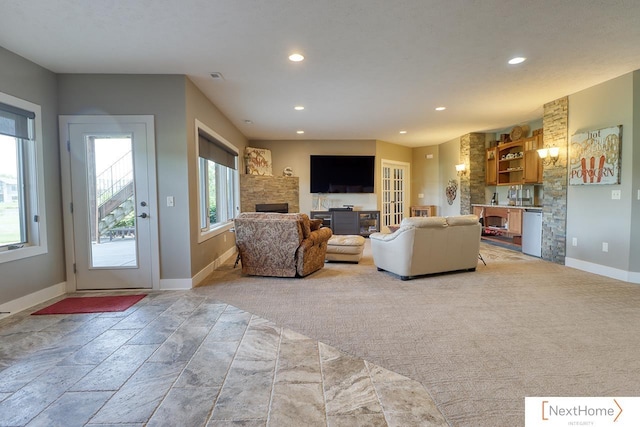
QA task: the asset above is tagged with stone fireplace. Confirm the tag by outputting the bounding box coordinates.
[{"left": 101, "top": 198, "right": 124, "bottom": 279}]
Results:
[
  {"left": 255, "top": 203, "right": 289, "bottom": 213},
  {"left": 240, "top": 175, "right": 300, "bottom": 213}
]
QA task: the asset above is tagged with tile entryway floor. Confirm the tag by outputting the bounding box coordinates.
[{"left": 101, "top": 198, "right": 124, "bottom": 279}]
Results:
[{"left": 0, "top": 291, "right": 448, "bottom": 426}]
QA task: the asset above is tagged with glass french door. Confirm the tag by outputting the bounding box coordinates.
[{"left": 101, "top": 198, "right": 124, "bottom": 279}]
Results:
[
  {"left": 61, "top": 116, "right": 157, "bottom": 290},
  {"left": 381, "top": 160, "right": 409, "bottom": 232}
]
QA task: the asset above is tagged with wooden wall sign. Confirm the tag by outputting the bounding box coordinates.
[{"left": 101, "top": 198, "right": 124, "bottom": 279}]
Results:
[{"left": 569, "top": 125, "right": 621, "bottom": 185}]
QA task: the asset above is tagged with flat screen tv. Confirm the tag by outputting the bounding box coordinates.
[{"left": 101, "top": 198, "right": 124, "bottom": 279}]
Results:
[{"left": 310, "top": 155, "right": 375, "bottom": 193}]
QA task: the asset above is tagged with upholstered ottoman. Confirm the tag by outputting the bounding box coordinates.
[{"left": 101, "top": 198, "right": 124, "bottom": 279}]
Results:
[{"left": 325, "top": 235, "right": 366, "bottom": 263}]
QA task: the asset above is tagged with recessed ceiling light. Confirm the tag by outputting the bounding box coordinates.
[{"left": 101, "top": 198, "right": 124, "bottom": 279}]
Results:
[
  {"left": 296, "top": 130, "right": 305, "bottom": 134},
  {"left": 435, "top": 106, "right": 446, "bottom": 111},
  {"left": 399, "top": 130, "right": 407, "bottom": 134},
  {"left": 243, "top": 120, "right": 253, "bottom": 124},
  {"left": 210, "top": 72, "right": 224, "bottom": 80},
  {"left": 508, "top": 57, "right": 526, "bottom": 65},
  {"left": 294, "top": 105, "right": 305, "bottom": 111},
  {"left": 289, "top": 53, "right": 304, "bottom": 62}
]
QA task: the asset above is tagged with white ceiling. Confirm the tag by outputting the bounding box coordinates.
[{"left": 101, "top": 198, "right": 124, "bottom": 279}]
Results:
[{"left": 2, "top": 1, "right": 640, "bottom": 147}]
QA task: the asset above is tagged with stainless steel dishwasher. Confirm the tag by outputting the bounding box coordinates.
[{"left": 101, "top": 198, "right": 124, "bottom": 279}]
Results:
[{"left": 522, "top": 209, "right": 542, "bottom": 257}]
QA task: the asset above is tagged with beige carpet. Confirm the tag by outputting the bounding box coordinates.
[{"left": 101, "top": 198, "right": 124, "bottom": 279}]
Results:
[{"left": 196, "top": 241, "right": 640, "bottom": 426}]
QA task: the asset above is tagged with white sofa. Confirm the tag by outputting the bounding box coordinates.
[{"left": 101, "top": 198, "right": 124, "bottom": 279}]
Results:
[{"left": 370, "top": 215, "right": 481, "bottom": 280}]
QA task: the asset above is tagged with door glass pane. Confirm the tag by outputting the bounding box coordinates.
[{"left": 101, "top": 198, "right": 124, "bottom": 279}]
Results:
[{"left": 86, "top": 136, "right": 137, "bottom": 268}]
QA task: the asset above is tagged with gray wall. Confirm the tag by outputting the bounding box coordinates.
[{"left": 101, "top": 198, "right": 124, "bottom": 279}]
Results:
[
  {"left": 57, "top": 74, "right": 192, "bottom": 280},
  {"left": 185, "top": 78, "right": 248, "bottom": 276},
  {"left": 58, "top": 75, "right": 248, "bottom": 280},
  {"left": 566, "top": 72, "right": 635, "bottom": 271},
  {"left": 0, "top": 47, "right": 65, "bottom": 304},
  {"left": 438, "top": 137, "right": 461, "bottom": 217},
  {"left": 411, "top": 146, "right": 440, "bottom": 211},
  {"left": 631, "top": 72, "right": 640, "bottom": 272}
]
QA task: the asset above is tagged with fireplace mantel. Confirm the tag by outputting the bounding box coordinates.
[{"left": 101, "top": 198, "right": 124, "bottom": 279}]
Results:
[{"left": 240, "top": 174, "right": 300, "bottom": 213}]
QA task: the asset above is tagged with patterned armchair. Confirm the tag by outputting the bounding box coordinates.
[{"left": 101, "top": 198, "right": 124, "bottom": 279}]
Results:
[{"left": 234, "top": 213, "right": 333, "bottom": 277}]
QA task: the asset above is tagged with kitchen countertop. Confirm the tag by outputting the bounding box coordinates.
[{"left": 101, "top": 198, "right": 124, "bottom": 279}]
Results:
[{"left": 472, "top": 204, "right": 542, "bottom": 210}]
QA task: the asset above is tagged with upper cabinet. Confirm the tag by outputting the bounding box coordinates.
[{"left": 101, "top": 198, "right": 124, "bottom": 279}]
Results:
[
  {"left": 486, "top": 147, "right": 497, "bottom": 185},
  {"left": 486, "top": 134, "right": 543, "bottom": 185}
]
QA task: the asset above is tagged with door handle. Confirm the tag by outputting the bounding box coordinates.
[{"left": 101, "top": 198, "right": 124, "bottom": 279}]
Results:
[{"left": 137, "top": 213, "right": 148, "bottom": 219}]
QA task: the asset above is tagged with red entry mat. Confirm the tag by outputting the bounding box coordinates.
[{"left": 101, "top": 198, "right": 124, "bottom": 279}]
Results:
[{"left": 31, "top": 294, "right": 147, "bottom": 315}]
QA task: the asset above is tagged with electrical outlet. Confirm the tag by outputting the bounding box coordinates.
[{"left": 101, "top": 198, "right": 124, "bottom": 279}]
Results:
[
  {"left": 572, "top": 237, "right": 577, "bottom": 247},
  {"left": 612, "top": 190, "right": 621, "bottom": 200},
  {"left": 166, "top": 196, "right": 175, "bottom": 207},
  {"left": 418, "top": 193, "right": 424, "bottom": 198},
  {"left": 602, "top": 242, "right": 609, "bottom": 252}
]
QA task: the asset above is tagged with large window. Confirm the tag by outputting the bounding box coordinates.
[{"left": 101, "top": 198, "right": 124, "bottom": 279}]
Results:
[
  {"left": 0, "top": 92, "right": 47, "bottom": 263},
  {"left": 196, "top": 120, "right": 239, "bottom": 240}
]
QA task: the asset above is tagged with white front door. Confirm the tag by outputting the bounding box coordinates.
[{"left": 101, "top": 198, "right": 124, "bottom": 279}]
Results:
[
  {"left": 60, "top": 116, "right": 158, "bottom": 290},
  {"left": 381, "top": 160, "right": 410, "bottom": 232}
]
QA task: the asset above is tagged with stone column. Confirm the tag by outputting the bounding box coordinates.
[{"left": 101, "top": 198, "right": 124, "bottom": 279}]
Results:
[
  {"left": 542, "top": 97, "right": 568, "bottom": 264},
  {"left": 460, "top": 132, "right": 487, "bottom": 215}
]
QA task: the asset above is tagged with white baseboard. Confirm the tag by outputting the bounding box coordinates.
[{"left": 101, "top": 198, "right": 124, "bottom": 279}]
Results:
[
  {"left": 192, "top": 247, "right": 237, "bottom": 287},
  {"left": 159, "top": 278, "right": 193, "bottom": 290},
  {"left": 565, "top": 257, "right": 640, "bottom": 284},
  {"left": 158, "top": 247, "right": 236, "bottom": 290},
  {"left": 629, "top": 271, "right": 640, "bottom": 283},
  {"left": 0, "top": 282, "right": 67, "bottom": 319}
]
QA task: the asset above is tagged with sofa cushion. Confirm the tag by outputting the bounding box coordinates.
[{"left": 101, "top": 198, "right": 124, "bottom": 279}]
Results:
[
  {"left": 446, "top": 215, "right": 479, "bottom": 226},
  {"left": 400, "top": 216, "right": 447, "bottom": 228}
]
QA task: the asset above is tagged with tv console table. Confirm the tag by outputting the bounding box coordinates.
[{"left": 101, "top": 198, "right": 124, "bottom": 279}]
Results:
[{"left": 310, "top": 210, "right": 380, "bottom": 236}]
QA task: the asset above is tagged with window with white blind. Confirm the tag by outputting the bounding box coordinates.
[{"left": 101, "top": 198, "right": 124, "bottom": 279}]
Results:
[
  {"left": 196, "top": 120, "right": 239, "bottom": 241},
  {"left": 0, "top": 92, "right": 47, "bottom": 263}
]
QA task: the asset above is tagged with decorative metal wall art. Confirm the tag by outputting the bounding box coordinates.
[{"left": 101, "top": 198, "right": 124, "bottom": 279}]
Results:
[{"left": 445, "top": 179, "right": 458, "bottom": 205}]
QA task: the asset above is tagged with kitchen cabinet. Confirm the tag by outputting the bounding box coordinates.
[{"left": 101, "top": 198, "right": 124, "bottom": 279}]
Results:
[
  {"left": 523, "top": 147, "right": 543, "bottom": 183},
  {"left": 486, "top": 147, "right": 497, "bottom": 185},
  {"left": 493, "top": 135, "right": 543, "bottom": 185},
  {"left": 507, "top": 208, "right": 522, "bottom": 235},
  {"left": 473, "top": 205, "right": 525, "bottom": 246}
]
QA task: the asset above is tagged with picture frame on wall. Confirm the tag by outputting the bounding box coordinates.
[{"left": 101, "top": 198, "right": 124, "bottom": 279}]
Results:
[
  {"left": 569, "top": 125, "right": 621, "bottom": 185},
  {"left": 244, "top": 147, "right": 273, "bottom": 176}
]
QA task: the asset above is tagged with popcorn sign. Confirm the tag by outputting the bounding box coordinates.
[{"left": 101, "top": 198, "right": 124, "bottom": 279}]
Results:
[{"left": 569, "top": 125, "right": 621, "bottom": 185}]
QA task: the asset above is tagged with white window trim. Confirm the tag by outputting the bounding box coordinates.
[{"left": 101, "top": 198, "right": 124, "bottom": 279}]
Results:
[
  {"left": 195, "top": 119, "right": 239, "bottom": 243},
  {"left": 0, "top": 92, "right": 48, "bottom": 264}
]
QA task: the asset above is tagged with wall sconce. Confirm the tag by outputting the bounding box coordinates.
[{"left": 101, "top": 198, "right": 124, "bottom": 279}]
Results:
[
  {"left": 455, "top": 163, "right": 466, "bottom": 176},
  {"left": 537, "top": 146, "right": 560, "bottom": 166}
]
